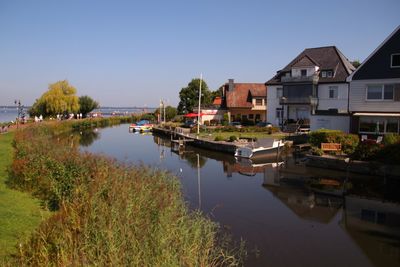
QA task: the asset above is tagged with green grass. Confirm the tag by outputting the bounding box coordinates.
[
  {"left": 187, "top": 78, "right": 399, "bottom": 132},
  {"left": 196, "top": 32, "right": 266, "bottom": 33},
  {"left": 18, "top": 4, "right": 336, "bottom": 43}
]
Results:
[
  {"left": 0, "top": 132, "right": 49, "bottom": 261},
  {"left": 7, "top": 122, "right": 243, "bottom": 266}
]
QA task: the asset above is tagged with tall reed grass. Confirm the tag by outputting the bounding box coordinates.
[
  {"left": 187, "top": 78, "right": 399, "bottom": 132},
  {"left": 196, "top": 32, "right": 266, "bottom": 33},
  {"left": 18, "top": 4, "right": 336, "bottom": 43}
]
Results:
[{"left": 8, "top": 122, "right": 243, "bottom": 266}]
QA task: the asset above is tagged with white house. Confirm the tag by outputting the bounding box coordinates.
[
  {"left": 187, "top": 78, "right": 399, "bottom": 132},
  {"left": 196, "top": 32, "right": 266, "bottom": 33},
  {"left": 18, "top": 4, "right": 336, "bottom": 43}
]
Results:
[
  {"left": 266, "top": 46, "right": 356, "bottom": 132},
  {"left": 347, "top": 26, "right": 400, "bottom": 135}
]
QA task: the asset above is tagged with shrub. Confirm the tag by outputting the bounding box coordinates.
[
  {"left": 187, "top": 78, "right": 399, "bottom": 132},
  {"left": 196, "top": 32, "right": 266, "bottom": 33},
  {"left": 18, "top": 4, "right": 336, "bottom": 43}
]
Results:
[
  {"left": 214, "top": 135, "right": 224, "bottom": 141},
  {"left": 309, "top": 129, "right": 359, "bottom": 155},
  {"left": 374, "top": 142, "right": 400, "bottom": 164},
  {"left": 229, "top": 135, "right": 237, "bottom": 142},
  {"left": 383, "top": 133, "right": 400, "bottom": 145},
  {"left": 8, "top": 123, "right": 242, "bottom": 266},
  {"left": 310, "top": 147, "right": 323, "bottom": 156},
  {"left": 351, "top": 140, "right": 382, "bottom": 160}
]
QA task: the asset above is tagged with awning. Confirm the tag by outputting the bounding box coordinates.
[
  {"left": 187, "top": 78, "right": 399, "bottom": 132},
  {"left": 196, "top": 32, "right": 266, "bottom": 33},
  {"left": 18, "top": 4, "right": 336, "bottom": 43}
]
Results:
[
  {"left": 184, "top": 112, "right": 204, "bottom": 118},
  {"left": 353, "top": 112, "right": 400, "bottom": 117}
]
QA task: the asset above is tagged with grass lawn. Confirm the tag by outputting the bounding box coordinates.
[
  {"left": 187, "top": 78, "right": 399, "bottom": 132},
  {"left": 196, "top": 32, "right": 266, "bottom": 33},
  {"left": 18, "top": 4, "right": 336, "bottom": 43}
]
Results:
[
  {"left": 197, "top": 131, "right": 285, "bottom": 141},
  {"left": 0, "top": 132, "right": 49, "bottom": 261}
]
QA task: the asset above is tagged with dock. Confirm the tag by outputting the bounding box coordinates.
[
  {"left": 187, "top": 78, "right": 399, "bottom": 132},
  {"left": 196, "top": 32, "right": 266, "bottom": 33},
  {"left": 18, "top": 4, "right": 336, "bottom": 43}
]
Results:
[{"left": 153, "top": 126, "right": 238, "bottom": 155}]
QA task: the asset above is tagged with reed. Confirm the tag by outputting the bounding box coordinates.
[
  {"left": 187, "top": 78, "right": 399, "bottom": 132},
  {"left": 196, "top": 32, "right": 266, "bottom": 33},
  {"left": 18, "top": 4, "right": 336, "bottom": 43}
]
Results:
[{"left": 8, "top": 122, "right": 243, "bottom": 266}]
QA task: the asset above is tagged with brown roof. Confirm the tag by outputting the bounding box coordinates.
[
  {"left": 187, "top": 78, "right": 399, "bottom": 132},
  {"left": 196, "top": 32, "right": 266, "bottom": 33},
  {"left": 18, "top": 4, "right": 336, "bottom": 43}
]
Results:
[
  {"left": 225, "top": 83, "right": 266, "bottom": 108},
  {"left": 266, "top": 46, "right": 356, "bottom": 85}
]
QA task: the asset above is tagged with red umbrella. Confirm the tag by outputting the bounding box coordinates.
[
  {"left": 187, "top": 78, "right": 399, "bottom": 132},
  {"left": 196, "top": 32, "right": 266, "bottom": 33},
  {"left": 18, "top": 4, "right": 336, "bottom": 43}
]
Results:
[{"left": 184, "top": 112, "right": 204, "bottom": 118}]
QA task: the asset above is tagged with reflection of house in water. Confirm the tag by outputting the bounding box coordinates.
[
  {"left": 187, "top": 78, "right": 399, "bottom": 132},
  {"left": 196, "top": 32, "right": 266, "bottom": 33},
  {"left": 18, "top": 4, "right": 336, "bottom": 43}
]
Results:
[
  {"left": 342, "top": 196, "right": 400, "bottom": 267},
  {"left": 262, "top": 161, "right": 342, "bottom": 224}
]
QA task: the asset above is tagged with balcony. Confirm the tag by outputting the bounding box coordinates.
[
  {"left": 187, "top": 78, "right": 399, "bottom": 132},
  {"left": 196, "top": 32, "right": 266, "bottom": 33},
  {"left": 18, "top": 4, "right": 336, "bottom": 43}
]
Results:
[
  {"left": 279, "top": 97, "right": 312, "bottom": 105},
  {"left": 281, "top": 74, "right": 319, "bottom": 84},
  {"left": 251, "top": 105, "right": 266, "bottom": 111}
]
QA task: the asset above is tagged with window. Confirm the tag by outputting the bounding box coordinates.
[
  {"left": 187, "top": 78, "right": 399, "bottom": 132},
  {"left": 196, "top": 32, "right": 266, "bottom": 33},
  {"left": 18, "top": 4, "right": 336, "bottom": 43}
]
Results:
[
  {"left": 255, "top": 98, "right": 263, "bottom": 106},
  {"left": 301, "top": 69, "right": 307, "bottom": 77},
  {"left": 321, "top": 71, "right": 327, "bottom": 78},
  {"left": 276, "top": 108, "right": 283, "bottom": 120},
  {"left": 276, "top": 88, "right": 283, "bottom": 99},
  {"left": 326, "top": 71, "right": 333, "bottom": 78},
  {"left": 328, "top": 86, "right": 338, "bottom": 99},
  {"left": 358, "top": 117, "right": 400, "bottom": 134},
  {"left": 387, "top": 118, "right": 399, "bottom": 133},
  {"left": 391, "top": 54, "right": 400, "bottom": 68},
  {"left": 255, "top": 114, "right": 261, "bottom": 121},
  {"left": 359, "top": 117, "right": 385, "bottom": 133},
  {"left": 366, "top": 84, "right": 394, "bottom": 100}
]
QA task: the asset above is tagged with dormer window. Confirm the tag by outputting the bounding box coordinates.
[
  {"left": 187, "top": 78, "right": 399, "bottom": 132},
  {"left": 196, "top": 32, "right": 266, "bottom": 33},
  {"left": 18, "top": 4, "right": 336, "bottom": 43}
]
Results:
[
  {"left": 321, "top": 70, "right": 334, "bottom": 78},
  {"left": 391, "top": 54, "right": 400, "bottom": 68},
  {"left": 301, "top": 69, "right": 307, "bottom": 77}
]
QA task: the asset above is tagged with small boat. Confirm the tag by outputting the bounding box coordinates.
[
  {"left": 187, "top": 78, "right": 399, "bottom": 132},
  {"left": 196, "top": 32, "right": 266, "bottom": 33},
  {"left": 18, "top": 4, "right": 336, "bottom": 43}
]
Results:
[
  {"left": 129, "top": 120, "right": 153, "bottom": 132},
  {"left": 235, "top": 139, "right": 285, "bottom": 160}
]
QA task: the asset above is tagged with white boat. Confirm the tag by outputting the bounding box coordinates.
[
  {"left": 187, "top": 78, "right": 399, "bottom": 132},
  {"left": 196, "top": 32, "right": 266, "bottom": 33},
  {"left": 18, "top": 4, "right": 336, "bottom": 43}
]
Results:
[{"left": 234, "top": 139, "right": 285, "bottom": 159}]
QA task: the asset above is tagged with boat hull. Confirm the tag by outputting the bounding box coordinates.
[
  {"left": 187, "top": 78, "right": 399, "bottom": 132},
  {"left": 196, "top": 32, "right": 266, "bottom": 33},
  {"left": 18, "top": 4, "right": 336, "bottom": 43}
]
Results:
[{"left": 234, "top": 140, "right": 285, "bottom": 159}]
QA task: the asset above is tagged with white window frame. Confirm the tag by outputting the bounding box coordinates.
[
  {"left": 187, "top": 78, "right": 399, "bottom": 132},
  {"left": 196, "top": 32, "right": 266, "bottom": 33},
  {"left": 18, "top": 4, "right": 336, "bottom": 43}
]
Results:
[
  {"left": 327, "top": 71, "right": 333, "bottom": 78},
  {"left": 391, "top": 53, "right": 400, "bottom": 68},
  {"left": 301, "top": 69, "right": 307, "bottom": 77},
  {"left": 366, "top": 84, "right": 394, "bottom": 101},
  {"left": 321, "top": 71, "right": 327, "bottom": 78}
]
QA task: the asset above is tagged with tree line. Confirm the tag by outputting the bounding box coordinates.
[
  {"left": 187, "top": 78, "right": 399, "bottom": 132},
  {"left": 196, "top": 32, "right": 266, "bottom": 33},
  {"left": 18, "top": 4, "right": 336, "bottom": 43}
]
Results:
[{"left": 29, "top": 80, "right": 99, "bottom": 118}]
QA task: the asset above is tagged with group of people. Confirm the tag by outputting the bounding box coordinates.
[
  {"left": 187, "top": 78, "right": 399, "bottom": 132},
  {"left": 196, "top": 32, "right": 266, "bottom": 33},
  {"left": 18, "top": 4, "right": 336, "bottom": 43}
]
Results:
[{"left": 55, "top": 113, "right": 84, "bottom": 120}]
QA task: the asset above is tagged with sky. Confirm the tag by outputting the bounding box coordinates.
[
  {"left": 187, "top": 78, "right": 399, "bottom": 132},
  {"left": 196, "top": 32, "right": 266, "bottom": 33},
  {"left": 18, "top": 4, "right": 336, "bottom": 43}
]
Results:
[{"left": 0, "top": 0, "right": 399, "bottom": 107}]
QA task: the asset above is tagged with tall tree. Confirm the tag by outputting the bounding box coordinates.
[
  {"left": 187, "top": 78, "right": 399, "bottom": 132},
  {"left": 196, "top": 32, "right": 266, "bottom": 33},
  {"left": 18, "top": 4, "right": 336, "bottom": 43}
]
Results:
[
  {"left": 177, "top": 78, "right": 212, "bottom": 114},
  {"left": 79, "top": 95, "right": 99, "bottom": 117},
  {"left": 154, "top": 106, "right": 177, "bottom": 121},
  {"left": 30, "top": 80, "right": 80, "bottom": 117}
]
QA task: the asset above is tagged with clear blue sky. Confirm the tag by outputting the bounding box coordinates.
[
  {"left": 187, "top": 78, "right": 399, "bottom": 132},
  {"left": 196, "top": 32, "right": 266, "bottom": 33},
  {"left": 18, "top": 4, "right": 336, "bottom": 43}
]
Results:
[{"left": 0, "top": 0, "right": 399, "bottom": 107}]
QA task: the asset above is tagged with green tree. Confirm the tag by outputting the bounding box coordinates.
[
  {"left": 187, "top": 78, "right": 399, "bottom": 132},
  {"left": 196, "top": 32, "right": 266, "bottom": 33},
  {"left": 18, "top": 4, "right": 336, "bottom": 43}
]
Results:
[
  {"left": 177, "top": 79, "right": 212, "bottom": 114},
  {"left": 30, "top": 80, "right": 80, "bottom": 117},
  {"left": 211, "top": 86, "right": 222, "bottom": 102},
  {"left": 352, "top": 60, "right": 361, "bottom": 68},
  {"left": 155, "top": 106, "right": 177, "bottom": 121},
  {"left": 78, "top": 95, "right": 99, "bottom": 117}
]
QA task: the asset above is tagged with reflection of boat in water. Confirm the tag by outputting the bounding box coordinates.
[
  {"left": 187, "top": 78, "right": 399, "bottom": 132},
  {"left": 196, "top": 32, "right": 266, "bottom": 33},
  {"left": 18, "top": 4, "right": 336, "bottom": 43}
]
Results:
[{"left": 235, "top": 139, "right": 285, "bottom": 159}]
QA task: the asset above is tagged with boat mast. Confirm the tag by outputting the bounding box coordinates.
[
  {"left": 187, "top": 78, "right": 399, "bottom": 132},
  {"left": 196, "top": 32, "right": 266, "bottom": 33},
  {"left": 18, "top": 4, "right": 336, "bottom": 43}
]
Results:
[{"left": 197, "top": 73, "right": 202, "bottom": 135}]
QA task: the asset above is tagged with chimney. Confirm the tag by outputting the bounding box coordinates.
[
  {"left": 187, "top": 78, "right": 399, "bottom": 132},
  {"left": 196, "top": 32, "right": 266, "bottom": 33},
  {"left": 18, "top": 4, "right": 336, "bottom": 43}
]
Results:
[{"left": 228, "top": 79, "right": 234, "bottom": 92}]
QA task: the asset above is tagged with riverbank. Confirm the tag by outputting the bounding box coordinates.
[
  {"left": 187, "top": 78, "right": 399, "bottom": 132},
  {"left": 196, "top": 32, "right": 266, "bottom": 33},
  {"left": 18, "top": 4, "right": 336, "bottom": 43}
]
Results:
[
  {"left": 6, "top": 122, "right": 241, "bottom": 266},
  {"left": 0, "top": 132, "right": 49, "bottom": 262},
  {"left": 306, "top": 154, "right": 400, "bottom": 178}
]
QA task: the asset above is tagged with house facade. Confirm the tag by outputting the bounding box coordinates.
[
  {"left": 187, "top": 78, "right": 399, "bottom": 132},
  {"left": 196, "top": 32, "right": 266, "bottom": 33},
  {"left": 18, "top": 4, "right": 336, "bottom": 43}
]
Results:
[
  {"left": 222, "top": 79, "right": 267, "bottom": 123},
  {"left": 347, "top": 26, "right": 400, "bottom": 135},
  {"left": 266, "top": 46, "right": 355, "bottom": 132}
]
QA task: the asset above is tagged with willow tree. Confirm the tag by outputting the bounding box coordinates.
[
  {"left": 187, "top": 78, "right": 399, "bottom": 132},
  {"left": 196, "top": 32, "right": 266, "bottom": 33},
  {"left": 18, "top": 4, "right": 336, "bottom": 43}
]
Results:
[{"left": 30, "top": 80, "right": 80, "bottom": 117}]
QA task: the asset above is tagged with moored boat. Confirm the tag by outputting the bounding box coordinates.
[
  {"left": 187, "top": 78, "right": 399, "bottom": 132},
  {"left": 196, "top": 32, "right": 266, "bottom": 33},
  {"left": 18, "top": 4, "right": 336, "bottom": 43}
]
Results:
[
  {"left": 235, "top": 139, "right": 285, "bottom": 160},
  {"left": 129, "top": 120, "right": 153, "bottom": 132}
]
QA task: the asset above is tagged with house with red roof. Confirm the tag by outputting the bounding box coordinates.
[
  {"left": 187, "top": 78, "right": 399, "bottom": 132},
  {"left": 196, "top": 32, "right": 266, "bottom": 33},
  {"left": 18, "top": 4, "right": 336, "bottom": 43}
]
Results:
[{"left": 221, "top": 79, "right": 267, "bottom": 124}]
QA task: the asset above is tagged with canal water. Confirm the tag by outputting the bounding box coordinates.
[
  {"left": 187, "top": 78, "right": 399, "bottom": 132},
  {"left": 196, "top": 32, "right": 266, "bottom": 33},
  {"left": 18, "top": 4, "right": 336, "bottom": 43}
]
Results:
[{"left": 82, "top": 124, "right": 400, "bottom": 267}]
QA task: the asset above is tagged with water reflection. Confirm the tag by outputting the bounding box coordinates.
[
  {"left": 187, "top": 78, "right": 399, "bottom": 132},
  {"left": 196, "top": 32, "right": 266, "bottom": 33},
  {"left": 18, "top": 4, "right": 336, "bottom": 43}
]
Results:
[{"left": 82, "top": 125, "right": 400, "bottom": 267}]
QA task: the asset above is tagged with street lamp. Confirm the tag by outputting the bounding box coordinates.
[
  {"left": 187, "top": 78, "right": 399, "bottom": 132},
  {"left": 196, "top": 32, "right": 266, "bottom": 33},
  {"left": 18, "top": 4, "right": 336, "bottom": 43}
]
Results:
[{"left": 14, "top": 100, "right": 25, "bottom": 129}]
